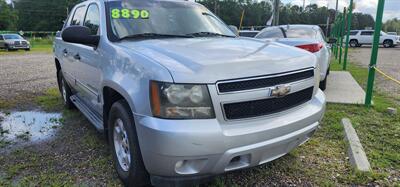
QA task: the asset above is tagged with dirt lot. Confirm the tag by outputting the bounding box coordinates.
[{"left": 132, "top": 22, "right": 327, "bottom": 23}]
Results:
[
  {"left": 0, "top": 52, "right": 399, "bottom": 186},
  {"left": 0, "top": 52, "right": 57, "bottom": 108},
  {"left": 349, "top": 46, "right": 400, "bottom": 101}
]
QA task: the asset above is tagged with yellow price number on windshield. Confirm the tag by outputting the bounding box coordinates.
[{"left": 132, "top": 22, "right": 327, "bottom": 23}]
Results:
[{"left": 111, "top": 8, "right": 150, "bottom": 19}]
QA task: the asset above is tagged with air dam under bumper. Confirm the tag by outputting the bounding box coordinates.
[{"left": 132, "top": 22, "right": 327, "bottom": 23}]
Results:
[{"left": 134, "top": 89, "right": 326, "bottom": 182}]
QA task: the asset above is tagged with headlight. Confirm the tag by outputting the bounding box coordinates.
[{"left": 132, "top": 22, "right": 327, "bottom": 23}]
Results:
[{"left": 150, "top": 81, "right": 215, "bottom": 119}]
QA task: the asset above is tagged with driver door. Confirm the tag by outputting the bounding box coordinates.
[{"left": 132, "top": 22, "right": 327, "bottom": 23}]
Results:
[{"left": 73, "top": 3, "right": 103, "bottom": 114}]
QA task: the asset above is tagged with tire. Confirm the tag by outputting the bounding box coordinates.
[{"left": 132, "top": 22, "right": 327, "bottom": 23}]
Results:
[
  {"left": 108, "top": 100, "right": 149, "bottom": 187},
  {"left": 319, "top": 76, "right": 327, "bottom": 91},
  {"left": 349, "top": 40, "right": 358, "bottom": 48},
  {"left": 383, "top": 40, "right": 393, "bottom": 48},
  {"left": 57, "top": 71, "right": 74, "bottom": 109},
  {"left": 25, "top": 48, "right": 30, "bottom": 51}
]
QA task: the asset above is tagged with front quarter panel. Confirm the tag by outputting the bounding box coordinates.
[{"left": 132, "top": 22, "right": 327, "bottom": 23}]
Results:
[{"left": 100, "top": 44, "right": 174, "bottom": 116}]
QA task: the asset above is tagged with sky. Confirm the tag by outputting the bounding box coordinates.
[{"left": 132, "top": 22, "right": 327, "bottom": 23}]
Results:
[
  {"left": 281, "top": 0, "right": 400, "bottom": 21},
  {"left": 4, "top": 0, "right": 399, "bottom": 21}
]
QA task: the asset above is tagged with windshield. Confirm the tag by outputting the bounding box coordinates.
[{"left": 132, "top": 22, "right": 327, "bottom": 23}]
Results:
[
  {"left": 106, "top": 0, "right": 235, "bottom": 41},
  {"left": 4, "top": 34, "right": 23, "bottom": 40}
]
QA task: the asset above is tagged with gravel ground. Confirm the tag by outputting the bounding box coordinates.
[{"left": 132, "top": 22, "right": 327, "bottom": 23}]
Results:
[
  {"left": 0, "top": 52, "right": 57, "bottom": 101},
  {"left": 349, "top": 46, "right": 400, "bottom": 100}
]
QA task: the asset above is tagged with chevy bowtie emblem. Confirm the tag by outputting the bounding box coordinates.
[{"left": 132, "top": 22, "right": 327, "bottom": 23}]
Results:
[{"left": 271, "top": 85, "right": 291, "bottom": 97}]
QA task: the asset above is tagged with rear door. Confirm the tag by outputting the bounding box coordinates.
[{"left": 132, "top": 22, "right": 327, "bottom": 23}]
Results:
[
  {"left": 360, "top": 31, "right": 373, "bottom": 44},
  {"left": 72, "top": 3, "right": 103, "bottom": 114}
]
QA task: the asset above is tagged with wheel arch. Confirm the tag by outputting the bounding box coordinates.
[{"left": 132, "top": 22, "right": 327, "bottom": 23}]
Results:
[
  {"left": 102, "top": 82, "right": 136, "bottom": 137},
  {"left": 55, "top": 58, "right": 62, "bottom": 91}
]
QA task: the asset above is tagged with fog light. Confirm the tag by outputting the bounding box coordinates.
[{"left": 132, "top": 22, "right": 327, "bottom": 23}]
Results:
[{"left": 174, "top": 159, "right": 208, "bottom": 175}]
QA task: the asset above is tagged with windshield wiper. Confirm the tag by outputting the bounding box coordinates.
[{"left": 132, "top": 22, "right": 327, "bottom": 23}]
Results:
[
  {"left": 119, "top": 33, "right": 193, "bottom": 41},
  {"left": 186, "top": 32, "right": 236, "bottom": 38}
]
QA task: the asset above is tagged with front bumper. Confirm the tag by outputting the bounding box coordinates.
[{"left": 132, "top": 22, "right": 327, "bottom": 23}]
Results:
[
  {"left": 8, "top": 45, "right": 30, "bottom": 49},
  {"left": 134, "top": 89, "right": 326, "bottom": 182}
]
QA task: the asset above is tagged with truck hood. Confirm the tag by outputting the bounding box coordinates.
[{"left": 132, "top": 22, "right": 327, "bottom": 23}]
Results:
[{"left": 118, "top": 37, "right": 316, "bottom": 83}]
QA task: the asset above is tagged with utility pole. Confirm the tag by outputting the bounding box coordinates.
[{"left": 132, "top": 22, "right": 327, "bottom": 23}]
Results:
[
  {"left": 214, "top": 0, "right": 217, "bottom": 14},
  {"left": 334, "top": 0, "right": 339, "bottom": 19},
  {"left": 303, "top": 0, "right": 305, "bottom": 11},
  {"left": 365, "top": 0, "right": 386, "bottom": 107},
  {"left": 273, "top": 0, "right": 280, "bottom": 26},
  {"left": 339, "top": 7, "right": 347, "bottom": 64}
]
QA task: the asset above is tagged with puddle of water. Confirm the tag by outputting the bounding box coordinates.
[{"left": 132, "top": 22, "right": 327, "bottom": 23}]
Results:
[{"left": 0, "top": 111, "right": 62, "bottom": 143}]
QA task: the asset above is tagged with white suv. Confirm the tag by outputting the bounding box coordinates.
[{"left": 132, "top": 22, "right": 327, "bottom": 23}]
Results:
[{"left": 348, "top": 30, "right": 399, "bottom": 48}]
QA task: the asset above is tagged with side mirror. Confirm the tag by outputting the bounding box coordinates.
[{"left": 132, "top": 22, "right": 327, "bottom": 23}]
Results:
[
  {"left": 328, "top": 38, "right": 337, "bottom": 44},
  {"left": 62, "top": 26, "right": 99, "bottom": 46},
  {"left": 228, "top": 25, "right": 239, "bottom": 36}
]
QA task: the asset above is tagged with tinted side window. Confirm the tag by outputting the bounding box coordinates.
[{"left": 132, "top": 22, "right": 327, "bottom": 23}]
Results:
[
  {"left": 239, "top": 32, "right": 258, "bottom": 38},
  {"left": 70, "top": 6, "right": 86, "bottom": 26},
  {"left": 256, "top": 28, "right": 284, "bottom": 38},
  {"left": 0, "top": 35, "right": 3, "bottom": 40},
  {"left": 84, "top": 4, "right": 100, "bottom": 35},
  {"left": 349, "top": 31, "right": 358, "bottom": 35},
  {"left": 361, "top": 31, "right": 373, "bottom": 36}
]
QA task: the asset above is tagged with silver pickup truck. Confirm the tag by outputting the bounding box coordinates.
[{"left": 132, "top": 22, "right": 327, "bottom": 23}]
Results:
[{"left": 54, "top": 0, "right": 326, "bottom": 186}]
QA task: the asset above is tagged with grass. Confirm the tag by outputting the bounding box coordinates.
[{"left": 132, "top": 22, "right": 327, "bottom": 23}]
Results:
[{"left": 35, "top": 88, "right": 64, "bottom": 111}]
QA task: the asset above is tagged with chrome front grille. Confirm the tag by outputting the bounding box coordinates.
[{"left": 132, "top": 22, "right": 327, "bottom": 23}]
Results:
[
  {"left": 213, "top": 68, "right": 315, "bottom": 121},
  {"left": 216, "top": 69, "right": 314, "bottom": 94}
]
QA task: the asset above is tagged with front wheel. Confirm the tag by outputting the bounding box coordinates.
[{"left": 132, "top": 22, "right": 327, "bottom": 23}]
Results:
[
  {"left": 319, "top": 76, "right": 327, "bottom": 91},
  {"left": 108, "top": 100, "right": 149, "bottom": 186},
  {"left": 383, "top": 40, "right": 393, "bottom": 48}
]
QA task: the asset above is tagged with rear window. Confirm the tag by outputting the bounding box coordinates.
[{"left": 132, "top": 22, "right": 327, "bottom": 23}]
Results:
[
  {"left": 255, "top": 27, "right": 284, "bottom": 38},
  {"left": 285, "top": 28, "right": 316, "bottom": 38}
]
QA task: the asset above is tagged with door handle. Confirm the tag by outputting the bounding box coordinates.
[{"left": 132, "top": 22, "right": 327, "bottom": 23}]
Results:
[
  {"left": 73, "top": 54, "right": 81, "bottom": 60},
  {"left": 62, "top": 49, "right": 68, "bottom": 56}
]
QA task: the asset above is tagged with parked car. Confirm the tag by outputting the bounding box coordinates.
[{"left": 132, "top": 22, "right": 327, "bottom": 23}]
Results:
[
  {"left": 239, "top": 30, "right": 260, "bottom": 37},
  {"left": 255, "top": 25, "right": 334, "bottom": 90},
  {"left": 347, "top": 30, "right": 399, "bottom": 48},
  {"left": 55, "top": 0, "right": 326, "bottom": 186},
  {"left": 0, "top": 34, "right": 30, "bottom": 51}
]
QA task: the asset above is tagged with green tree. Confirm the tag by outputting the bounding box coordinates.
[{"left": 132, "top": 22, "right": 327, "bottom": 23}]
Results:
[
  {"left": 383, "top": 18, "right": 400, "bottom": 33},
  {"left": 15, "top": 0, "right": 82, "bottom": 31},
  {"left": 0, "top": 0, "right": 18, "bottom": 30}
]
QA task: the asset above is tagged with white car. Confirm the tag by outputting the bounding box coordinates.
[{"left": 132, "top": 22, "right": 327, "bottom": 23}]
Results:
[
  {"left": 347, "top": 30, "right": 399, "bottom": 48},
  {"left": 255, "top": 25, "right": 334, "bottom": 90}
]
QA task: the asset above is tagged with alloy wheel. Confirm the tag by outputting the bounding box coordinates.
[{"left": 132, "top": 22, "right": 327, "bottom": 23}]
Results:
[{"left": 113, "top": 118, "right": 131, "bottom": 172}]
